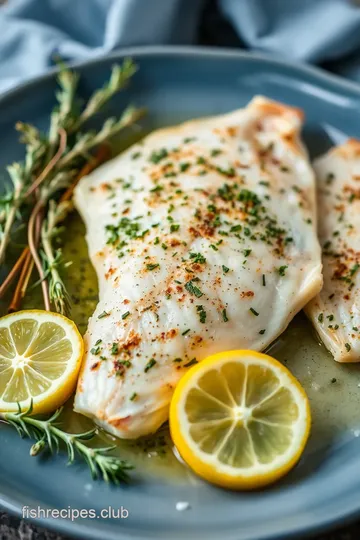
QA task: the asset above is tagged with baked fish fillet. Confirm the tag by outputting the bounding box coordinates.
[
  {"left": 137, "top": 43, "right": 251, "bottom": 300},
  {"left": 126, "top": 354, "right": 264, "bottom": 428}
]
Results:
[
  {"left": 306, "top": 139, "right": 360, "bottom": 362},
  {"left": 74, "top": 96, "right": 322, "bottom": 439}
]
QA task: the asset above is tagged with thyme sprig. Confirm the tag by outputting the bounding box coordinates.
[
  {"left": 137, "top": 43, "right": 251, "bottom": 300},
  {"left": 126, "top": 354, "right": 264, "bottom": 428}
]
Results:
[
  {"left": 0, "top": 402, "right": 133, "bottom": 484},
  {"left": 0, "top": 58, "right": 145, "bottom": 314},
  {"left": 40, "top": 200, "right": 73, "bottom": 315}
]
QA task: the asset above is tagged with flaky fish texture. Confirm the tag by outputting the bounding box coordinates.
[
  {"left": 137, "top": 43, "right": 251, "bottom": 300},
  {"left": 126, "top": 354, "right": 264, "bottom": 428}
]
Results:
[
  {"left": 306, "top": 139, "right": 360, "bottom": 362},
  {"left": 74, "top": 96, "right": 322, "bottom": 438}
]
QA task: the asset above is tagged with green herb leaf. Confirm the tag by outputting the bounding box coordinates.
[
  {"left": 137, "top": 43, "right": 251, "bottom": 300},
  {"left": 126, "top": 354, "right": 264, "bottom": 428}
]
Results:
[
  {"left": 144, "top": 358, "right": 157, "bottom": 372},
  {"left": 146, "top": 263, "right": 160, "bottom": 271},
  {"left": 278, "top": 265, "right": 288, "bottom": 277},
  {"left": 196, "top": 305, "right": 207, "bottom": 324},
  {"left": 185, "top": 280, "right": 203, "bottom": 298}
]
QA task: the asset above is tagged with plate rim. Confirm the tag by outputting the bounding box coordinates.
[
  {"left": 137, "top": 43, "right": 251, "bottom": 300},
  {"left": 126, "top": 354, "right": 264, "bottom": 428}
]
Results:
[
  {"left": 2, "top": 44, "right": 360, "bottom": 108},
  {"left": 1, "top": 45, "right": 360, "bottom": 540}
]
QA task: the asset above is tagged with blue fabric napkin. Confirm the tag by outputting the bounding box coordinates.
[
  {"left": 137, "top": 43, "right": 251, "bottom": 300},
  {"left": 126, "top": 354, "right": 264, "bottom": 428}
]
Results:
[{"left": 2, "top": 0, "right": 360, "bottom": 92}]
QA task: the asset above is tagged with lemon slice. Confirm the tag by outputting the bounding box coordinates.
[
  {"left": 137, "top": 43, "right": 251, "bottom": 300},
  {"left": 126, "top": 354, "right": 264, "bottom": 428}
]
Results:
[
  {"left": 0, "top": 310, "right": 84, "bottom": 414},
  {"left": 170, "top": 350, "right": 311, "bottom": 490}
]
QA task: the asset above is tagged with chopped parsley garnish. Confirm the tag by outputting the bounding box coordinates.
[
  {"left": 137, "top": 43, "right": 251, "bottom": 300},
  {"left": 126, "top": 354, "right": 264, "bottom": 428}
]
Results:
[
  {"left": 196, "top": 305, "right": 207, "bottom": 323},
  {"left": 327, "top": 314, "right": 334, "bottom": 322},
  {"left": 211, "top": 149, "right": 222, "bottom": 157},
  {"left": 90, "top": 345, "right": 101, "bottom": 355},
  {"left": 318, "top": 313, "right": 324, "bottom": 323},
  {"left": 222, "top": 309, "right": 229, "bottom": 322},
  {"left": 262, "top": 274, "right": 266, "bottom": 287},
  {"left": 146, "top": 263, "right": 160, "bottom": 271},
  {"left": 209, "top": 244, "right": 218, "bottom": 251},
  {"left": 249, "top": 307, "right": 259, "bottom": 317},
  {"left": 278, "top": 265, "right": 288, "bottom": 277},
  {"left": 182, "top": 329, "right": 191, "bottom": 336},
  {"left": 180, "top": 162, "right": 190, "bottom": 172},
  {"left": 98, "top": 311, "right": 110, "bottom": 319},
  {"left": 130, "top": 393, "right": 138, "bottom": 401},
  {"left": 149, "top": 148, "right": 168, "bottom": 164},
  {"left": 350, "top": 263, "right": 360, "bottom": 277},
  {"left": 190, "top": 252, "right": 206, "bottom": 264},
  {"left": 222, "top": 265, "right": 230, "bottom": 274},
  {"left": 144, "top": 358, "right": 157, "bottom": 372},
  {"left": 185, "top": 280, "right": 203, "bottom": 298},
  {"left": 184, "top": 358, "right": 198, "bottom": 367},
  {"left": 154, "top": 236, "right": 160, "bottom": 245},
  {"left": 243, "top": 249, "right": 252, "bottom": 257},
  {"left": 121, "top": 311, "right": 130, "bottom": 320},
  {"left": 345, "top": 343, "right": 351, "bottom": 352},
  {"left": 216, "top": 166, "right": 235, "bottom": 178},
  {"left": 170, "top": 224, "right": 180, "bottom": 233},
  {"left": 150, "top": 185, "right": 163, "bottom": 194},
  {"left": 217, "top": 183, "right": 235, "bottom": 201},
  {"left": 105, "top": 217, "right": 149, "bottom": 245},
  {"left": 259, "top": 329, "right": 266, "bottom": 335},
  {"left": 131, "top": 151, "right": 141, "bottom": 160},
  {"left": 111, "top": 343, "right": 119, "bottom": 355},
  {"left": 238, "top": 189, "right": 261, "bottom": 206}
]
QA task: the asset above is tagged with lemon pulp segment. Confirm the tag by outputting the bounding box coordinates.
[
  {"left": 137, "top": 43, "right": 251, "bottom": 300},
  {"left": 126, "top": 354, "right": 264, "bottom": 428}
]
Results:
[
  {"left": 0, "top": 310, "right": 83, "bottom": 414},
  {"left": 170, "top": 350, "right": 311, "bottom": 489}
]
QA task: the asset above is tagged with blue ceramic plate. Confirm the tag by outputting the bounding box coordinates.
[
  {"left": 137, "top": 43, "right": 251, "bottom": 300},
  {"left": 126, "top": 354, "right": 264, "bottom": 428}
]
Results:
[{"left": 1, "top": 46, "right": 360, "bottom": 540}]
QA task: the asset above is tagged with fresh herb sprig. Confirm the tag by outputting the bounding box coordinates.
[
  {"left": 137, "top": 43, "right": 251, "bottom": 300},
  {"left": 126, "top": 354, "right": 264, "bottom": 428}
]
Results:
[
  {"left": 0, "top": 58, "right": 145, "bottom": 315},
  {"left": 40, "top": 200, "right": 73, "bottom": 314},
  {"left": 0, "top": 402, "right": 133, "bottom": 484}
]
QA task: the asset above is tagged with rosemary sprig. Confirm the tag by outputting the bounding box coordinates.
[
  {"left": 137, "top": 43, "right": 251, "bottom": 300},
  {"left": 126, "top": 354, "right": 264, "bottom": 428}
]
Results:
[
  {"left": 41, "top": 200, "right": 72, "bottom": 315},
  {"left": 0, "top": 58, "right": 145, "bottom": 313},
  {"left": 56, "top": 105, "right": 145, "bottom": 171},
  {"left": 0, "top": 124, "right": 48, "bottom": 262},
  {"left": 73, "top": 59, "right": 137, "bottom": 130},
  {"left": 0, "top": 402, "right": 133, "bottom": 484},
  {"left": 0, "top": 169, "right": 22, "bottom": 264}
]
